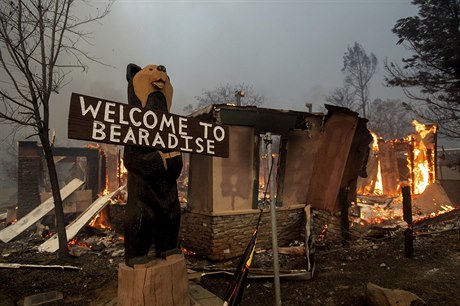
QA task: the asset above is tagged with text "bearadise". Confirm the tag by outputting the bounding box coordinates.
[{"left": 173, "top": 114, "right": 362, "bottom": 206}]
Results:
[{"left": 68, "top": 93, "right": 229, "bottom": 157}]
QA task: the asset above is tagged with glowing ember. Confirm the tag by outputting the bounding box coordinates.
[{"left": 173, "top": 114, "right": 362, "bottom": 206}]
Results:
[
  {"left": 440, "top": 204, "right": 455, "bottom": 212},
  {"left": 358, "top": 203, "right": 403, "bottom": 224},
  {"left": 354, "top": 194, "right": 454, "bottom": 226},
  {"left": 67, "top": 238, "right": 91, "bottom": 249},
  {"left": 413, "top": 204, "right": 456, "bottom": 223},
  {"left": 318, "top": 224, "right": 328, "bottom": 240},
  {"left": 181, "top": 246, "right": 196, "bottom": 256}
]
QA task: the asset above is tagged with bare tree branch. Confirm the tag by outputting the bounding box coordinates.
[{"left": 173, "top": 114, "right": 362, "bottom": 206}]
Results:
[
  {"left": 0, "top": 0, "right": 114, "bottom": 259},
  {"left": 385, "top": 0, "right": 460, "bottom": 138},
  {"left": 326, "top": 85, "right": 358, "bottom": 111},
  {"left": 186, "top": 82, "right": 265, "bottom": 113},
  {"left": 342, "top": 42, "right": 378, "bottom": 119}
]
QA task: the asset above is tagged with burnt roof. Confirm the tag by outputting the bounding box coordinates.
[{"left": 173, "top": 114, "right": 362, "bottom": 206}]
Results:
[{"left": 189, "top": 104, "right": 325, "bottom": 136}]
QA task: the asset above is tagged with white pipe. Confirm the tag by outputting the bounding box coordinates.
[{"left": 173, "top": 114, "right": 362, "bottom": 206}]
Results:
[{"left": 266, "top": 132, "right": 281, "bottom": 305}]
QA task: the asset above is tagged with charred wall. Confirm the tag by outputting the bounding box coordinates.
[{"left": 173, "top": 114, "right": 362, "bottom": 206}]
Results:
[
  {"left": 182, "top": 104, "right": 370, "bottom": 259},
  {"left": 17, "top": 142, "right": 42, "bottom": 219}
]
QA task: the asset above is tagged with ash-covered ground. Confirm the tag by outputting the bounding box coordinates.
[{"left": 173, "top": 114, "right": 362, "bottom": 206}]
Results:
[{"left": 0, "top": 209, "right": 459, "bottom": 306}]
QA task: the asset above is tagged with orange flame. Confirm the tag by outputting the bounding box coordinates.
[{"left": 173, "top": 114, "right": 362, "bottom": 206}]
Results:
[
  {"left": 118, "top": 157, "right": 128, "bottom": 179},
  {"left": 413, "top": 119, "right": 437, "bottom": 139},
  {"left": 407, "top": 120, "right": 437, "bottom": 194},
  {"left": 374, "top": 160, "right": 384, "bottom": 196},
  {"left": 88, "top": 212, "right": 112, "bottom": 230},
  {"left": 361, "top": 131, "right": 384, "bottom": 195},
  {"left": 371, "top": 132, "right": 384, "bottom": 196},
  {"left": 86, "top": 143, "right": 107, "bottom": 156},
  {"left": 371, "top": 131, "right": 380, "bottom": 152}
]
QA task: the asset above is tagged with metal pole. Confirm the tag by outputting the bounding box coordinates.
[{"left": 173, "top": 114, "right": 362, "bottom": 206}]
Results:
[
  {"left": 402, "top": 185, "right": 413, "bottom": 258},
  {"left": 409, "top": 138, "right": 415, "bottom": 194},
  {"left": 118, "top": 149, "right": 121, "bottom": 188},
  {"left": 266, "top": 132, "right": 281, "bottom": 305}
]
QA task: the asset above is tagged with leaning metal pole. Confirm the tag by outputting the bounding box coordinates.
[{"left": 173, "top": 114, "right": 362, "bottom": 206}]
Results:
[{"left": 266, "top": 132, "right": 281, "bottom": 305}]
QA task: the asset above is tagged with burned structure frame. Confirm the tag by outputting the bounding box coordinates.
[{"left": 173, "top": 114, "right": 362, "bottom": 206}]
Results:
[
  {"left": 17, "top": 141, "right": 106, "bottom": 219},
  {"left": 180, "top": 104, "right": 370, "bottom": 260}
]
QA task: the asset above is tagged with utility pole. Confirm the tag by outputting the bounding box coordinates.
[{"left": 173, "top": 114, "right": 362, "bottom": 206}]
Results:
[{"left": 235, "top": 90, "right": 245, "bottom": 106}]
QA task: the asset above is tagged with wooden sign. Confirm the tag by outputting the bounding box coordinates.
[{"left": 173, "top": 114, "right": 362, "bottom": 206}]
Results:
[{"left": 68, "top": 93, "right": 229, "bottom": 157}]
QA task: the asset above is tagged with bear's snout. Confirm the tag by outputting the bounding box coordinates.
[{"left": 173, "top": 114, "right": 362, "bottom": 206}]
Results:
[
  {"left": 151, "top": 76, "right": 166, "bottom": 89},
  {"left": 132, "top": 63, "right": 173, "bottom": 109}
]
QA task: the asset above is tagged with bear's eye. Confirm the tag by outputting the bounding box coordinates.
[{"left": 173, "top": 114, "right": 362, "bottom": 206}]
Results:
[{"left": 149, "top": 68, "right": 153, "bottom": 71}]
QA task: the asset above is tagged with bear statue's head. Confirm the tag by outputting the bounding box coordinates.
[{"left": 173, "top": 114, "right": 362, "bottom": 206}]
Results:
[{"left": 126, "top": 63, "right": 173, "bottom": 111}]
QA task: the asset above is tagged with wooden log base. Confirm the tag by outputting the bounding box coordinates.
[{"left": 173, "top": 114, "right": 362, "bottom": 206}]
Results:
[{"left": 118, "top": 254, "right": 190, "bottom": 306}]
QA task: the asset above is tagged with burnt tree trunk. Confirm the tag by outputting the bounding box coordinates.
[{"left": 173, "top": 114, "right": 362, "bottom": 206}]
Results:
[{"left": 39, "top": 131, "right": 68, "bottom": 259}]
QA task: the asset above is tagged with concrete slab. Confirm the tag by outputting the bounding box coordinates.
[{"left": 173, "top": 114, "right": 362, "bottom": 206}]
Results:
[{"left": 189, "top": 282, "right": 223, "bottom": 306}]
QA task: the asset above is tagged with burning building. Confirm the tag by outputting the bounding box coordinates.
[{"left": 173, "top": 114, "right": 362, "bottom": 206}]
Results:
[
  {"left": 16, "top": 141, "right": 107, "bottom": 220},
  {"left": 0, "top": 140, "right": 128, "bottom": 251},
  {"left": 354, "top": 120, "right": 456, "bottom": 227}
]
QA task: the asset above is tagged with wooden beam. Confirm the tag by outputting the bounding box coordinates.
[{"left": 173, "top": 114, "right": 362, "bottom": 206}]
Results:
[
  {"left": 0, "top": 179, "right": 84, "bottom": 243},
  {"left": 379, "top": 141, "right": 400, "bottom": 196},
  {"left": 0, "top": 263, "right": 81, "bottom": 270},
  {"left": 304, "top": 205, "right": 314, "bottom": 273},
  {"left": 38, "top": 185, "right": 125, "bottom": 253}
]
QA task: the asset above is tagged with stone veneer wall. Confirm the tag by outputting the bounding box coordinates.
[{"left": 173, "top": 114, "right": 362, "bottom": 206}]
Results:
[
  {"left": 180, "top": 205, "right": 305, "bottom": 260},
  {"left": 311, "top": 208, "right": 343, "bottom": 243}
]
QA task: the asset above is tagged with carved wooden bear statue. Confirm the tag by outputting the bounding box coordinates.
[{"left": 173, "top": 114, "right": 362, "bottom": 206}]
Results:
[{"left": 123, "top": 63, "right": 183, "bottom": 266}]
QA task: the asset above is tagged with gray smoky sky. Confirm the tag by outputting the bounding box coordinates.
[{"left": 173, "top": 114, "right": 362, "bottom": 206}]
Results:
[
  {"left": 49, "top": 0, "right": 417, "bottom": 135},
  {"left": 3, "top": 0, "right": 421, "bottom": 150},
  {"left": 4, "top": 1, "right": 460, "bottom": 200}
]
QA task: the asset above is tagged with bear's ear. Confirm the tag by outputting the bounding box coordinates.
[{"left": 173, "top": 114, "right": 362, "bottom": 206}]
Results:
[{"left": 126, "top": 63, "right": 141, "bottom": 82}]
